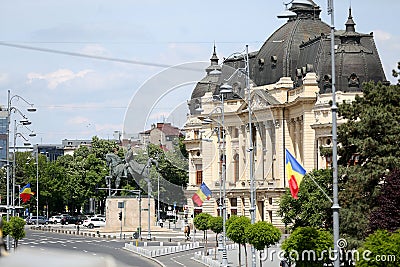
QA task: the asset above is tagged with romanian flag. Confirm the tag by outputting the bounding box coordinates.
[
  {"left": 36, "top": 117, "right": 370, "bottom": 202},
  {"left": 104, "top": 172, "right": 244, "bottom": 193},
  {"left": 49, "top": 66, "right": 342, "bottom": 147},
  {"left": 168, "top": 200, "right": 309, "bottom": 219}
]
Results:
[
  {"left": 20, "top": 183, "right": 35, "bottom": 203},
  {"left": 192, "top": 182, "right": 212, "bottom": 206},
  {"left": 285, "top": 149, "right": 306, "bottom": 199}
]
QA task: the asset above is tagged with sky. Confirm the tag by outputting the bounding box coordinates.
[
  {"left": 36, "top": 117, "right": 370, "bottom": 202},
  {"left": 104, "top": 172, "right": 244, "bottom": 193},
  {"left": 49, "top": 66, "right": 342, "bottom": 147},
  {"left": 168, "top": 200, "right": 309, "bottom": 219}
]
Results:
[{"left": 0, "top": 0, "right": 399, "bottom": 146}]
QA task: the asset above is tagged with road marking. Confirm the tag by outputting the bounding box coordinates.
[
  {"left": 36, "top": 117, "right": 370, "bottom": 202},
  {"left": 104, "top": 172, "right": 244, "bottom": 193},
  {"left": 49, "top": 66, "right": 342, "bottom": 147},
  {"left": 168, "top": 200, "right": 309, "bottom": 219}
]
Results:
[{"left": 171, "top": 255, "right": 186, "bottom": 266}]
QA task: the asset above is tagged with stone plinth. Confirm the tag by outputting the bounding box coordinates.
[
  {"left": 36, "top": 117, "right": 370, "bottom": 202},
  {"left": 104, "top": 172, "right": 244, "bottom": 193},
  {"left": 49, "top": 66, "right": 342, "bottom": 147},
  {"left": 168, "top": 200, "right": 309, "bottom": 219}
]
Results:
[{"left": 105, "top": 196, "right": 155, "bottom": 232}]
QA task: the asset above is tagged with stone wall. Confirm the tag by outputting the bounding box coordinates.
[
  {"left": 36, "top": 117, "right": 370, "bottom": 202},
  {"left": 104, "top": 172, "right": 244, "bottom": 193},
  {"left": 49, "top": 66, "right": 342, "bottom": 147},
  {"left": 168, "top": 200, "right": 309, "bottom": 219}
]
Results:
[{"left": 105, "top": 196, "right": 155, "bottom": 232}]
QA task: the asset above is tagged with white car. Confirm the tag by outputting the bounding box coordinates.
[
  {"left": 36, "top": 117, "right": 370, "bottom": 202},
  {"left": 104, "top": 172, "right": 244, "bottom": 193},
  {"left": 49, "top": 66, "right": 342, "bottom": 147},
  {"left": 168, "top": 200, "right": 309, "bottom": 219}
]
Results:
[
  {"left": 49, "top": 215, "right": 63, "bottom": 224},
  {"left": 82, "top": 217, "right": 106, "bottom": 229}
]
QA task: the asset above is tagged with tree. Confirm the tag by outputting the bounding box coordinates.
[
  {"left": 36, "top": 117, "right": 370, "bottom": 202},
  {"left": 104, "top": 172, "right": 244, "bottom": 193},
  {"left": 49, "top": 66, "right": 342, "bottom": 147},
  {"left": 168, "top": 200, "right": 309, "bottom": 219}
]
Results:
[
  {"left": 357, "top": 230, "right": 400, "bottom": 267},
  {"left": 193, "top": 212, "right": 211, "bottom": 255},
  {"left": 3, "top": 217, "right": 26, "bottom": 248},
  {"left": 337, "top": 80, "right": 400, "bottom": 243},
  {"left": 369, "top": 169, "right": 400, "bottom": 233},
  {"left": 246, "top": 221, "right": 281, "bottom": 267},
  {"left": 226, "top": 215, "right": 251, "bottom": 267},
  {"left": 278, "top": 169, "right": 333, "bottom": 231},
  {"left": 281, "top": 227, "right": 333, "bottom": 267},
  {"left": 208, "top": 216, "right": 223, "bottom": 259}
]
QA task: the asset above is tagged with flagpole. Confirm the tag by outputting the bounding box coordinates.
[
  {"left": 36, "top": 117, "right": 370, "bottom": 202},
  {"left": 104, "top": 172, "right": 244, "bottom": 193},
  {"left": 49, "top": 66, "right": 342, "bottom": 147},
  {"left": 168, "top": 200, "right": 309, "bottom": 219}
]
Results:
[{"left": 305, "top": 174, "right": 332, "bottom": 203}]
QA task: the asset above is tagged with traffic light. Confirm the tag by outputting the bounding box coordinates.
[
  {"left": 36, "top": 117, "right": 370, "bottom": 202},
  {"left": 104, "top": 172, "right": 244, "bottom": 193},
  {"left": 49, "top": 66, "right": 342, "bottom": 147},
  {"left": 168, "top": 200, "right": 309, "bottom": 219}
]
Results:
[{"left": 118, "top": 211, "right": 122, "bottom": 221}]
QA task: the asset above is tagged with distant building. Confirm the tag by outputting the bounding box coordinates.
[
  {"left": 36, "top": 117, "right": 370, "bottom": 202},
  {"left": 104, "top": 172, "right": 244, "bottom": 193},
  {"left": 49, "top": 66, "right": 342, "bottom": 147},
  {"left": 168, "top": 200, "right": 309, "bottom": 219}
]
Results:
[
  {"left": 128, "top": 122, "right": 182, "bottom": 151},
  {"left": 62, "top": 139, "right": 92, "bottom": 156},
  {"left": 35, "top": 144, "right": 64, "bottom": 161}
]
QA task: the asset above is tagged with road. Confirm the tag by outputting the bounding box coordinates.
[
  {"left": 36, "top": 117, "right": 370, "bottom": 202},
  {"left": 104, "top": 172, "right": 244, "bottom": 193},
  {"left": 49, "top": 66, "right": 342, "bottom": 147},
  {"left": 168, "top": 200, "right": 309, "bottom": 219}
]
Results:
[{"left": 14, "top": 228, "right": 160, "bottom": 267}]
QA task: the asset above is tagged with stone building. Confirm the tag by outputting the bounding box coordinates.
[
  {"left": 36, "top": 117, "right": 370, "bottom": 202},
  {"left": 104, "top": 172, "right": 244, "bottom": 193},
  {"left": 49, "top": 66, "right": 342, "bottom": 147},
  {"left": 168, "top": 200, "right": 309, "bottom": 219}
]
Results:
[
  {"left": 138, "top": 122, "right": 182, "bottom": 151},
  {"left": 183, "top": 0, "right": 387, "bottom": 229}
]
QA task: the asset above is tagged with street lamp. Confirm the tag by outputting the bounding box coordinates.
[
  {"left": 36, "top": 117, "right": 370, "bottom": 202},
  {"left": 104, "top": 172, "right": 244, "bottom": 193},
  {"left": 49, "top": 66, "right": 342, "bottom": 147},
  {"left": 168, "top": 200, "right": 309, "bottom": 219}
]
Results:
[
  {"left": 202, "top": 84, "right": 232, "bottom": 267},
  {"left": 145, "top": 156, "right": 158, "bottom": 240},
  {"left": 221, "top": 45, "right": 256, "bottom": 267},
  {"left": 5, "top": 90, "right": 35, "bottom": 249},
  {"left": 12, "top": 122, "right": 35, "bottom": 216},
  {"left": 328, "top": 1, "right": 341, "bottom": 266}
]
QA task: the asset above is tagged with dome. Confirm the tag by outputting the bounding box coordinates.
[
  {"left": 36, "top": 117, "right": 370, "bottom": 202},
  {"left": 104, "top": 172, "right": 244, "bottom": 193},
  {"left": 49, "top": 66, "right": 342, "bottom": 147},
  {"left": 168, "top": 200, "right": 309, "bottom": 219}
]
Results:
[
  {"left": 297, "top": 8, "right": 387, "bottom": 93},
  {"left": 252, "top": 0, "right": 330, "bottom": 86},
  {"left": 189, "top": 45, "right": 222, "bottom": 115}
]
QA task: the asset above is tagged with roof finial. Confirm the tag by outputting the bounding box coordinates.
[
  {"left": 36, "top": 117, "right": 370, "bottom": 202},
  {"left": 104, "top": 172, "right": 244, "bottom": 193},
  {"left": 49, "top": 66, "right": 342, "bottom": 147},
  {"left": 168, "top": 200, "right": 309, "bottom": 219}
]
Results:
[
  {"left": 345, "top": 6, "right": 356, "bottom": 32},
  {"left": 210, "top": 42, "right": 219, "bottom": 65}
]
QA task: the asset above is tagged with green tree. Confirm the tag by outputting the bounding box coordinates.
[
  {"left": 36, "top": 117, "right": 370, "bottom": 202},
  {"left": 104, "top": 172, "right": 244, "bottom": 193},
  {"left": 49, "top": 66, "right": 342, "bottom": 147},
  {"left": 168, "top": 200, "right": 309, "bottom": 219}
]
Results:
[
  {"left": 278, "top": 169, "right": 333, "bottom": 231},
  {"left": 357, "top": 230, "right": 400, "bottom": 267},
  {"left": 281, "top": 226, "right": 333, "bottom": 267},
  {"left": 246, "top": 221, "right": 281, "bottom": 267},
  {"left": 3, "top": 217, "right": 26, "bottom": 248},
  {"left": 226, "top": 215, "right": 251, "bottom": 267},
  {"left": 208, "top": 216, "right": 223, "bottom": 259},
  {"left": 337, "top": 81, "right": 400, "bottom": 243},
  {"left": 193, "top": 212, "right": 211, "bottom": 254}
]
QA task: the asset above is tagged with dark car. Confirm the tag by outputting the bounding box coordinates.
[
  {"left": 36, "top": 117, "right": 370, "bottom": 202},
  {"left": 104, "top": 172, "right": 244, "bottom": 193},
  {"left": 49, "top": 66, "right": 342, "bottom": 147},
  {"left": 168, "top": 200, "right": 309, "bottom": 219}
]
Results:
[{"left": 60, "top": 215, "right": 81, "bottom": 225}]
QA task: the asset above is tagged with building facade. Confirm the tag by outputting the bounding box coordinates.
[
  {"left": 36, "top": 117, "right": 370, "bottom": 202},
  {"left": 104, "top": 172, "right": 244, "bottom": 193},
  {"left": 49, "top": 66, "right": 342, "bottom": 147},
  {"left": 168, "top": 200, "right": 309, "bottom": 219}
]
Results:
[
  {"left": 138, "top": 122, "right": 182, "bottom": 151},
  {"left": 183, "top": 0, "right": 386, "bottom": 229}
]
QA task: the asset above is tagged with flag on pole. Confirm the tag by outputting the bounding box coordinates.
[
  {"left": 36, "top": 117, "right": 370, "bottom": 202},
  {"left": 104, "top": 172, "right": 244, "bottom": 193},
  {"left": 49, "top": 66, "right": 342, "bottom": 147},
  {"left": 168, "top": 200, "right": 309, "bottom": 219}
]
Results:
[
  {"left": 20, "top": 183, "right": 35, "bottom": 203},
  {"left": 192, "top": 182, "right": 212, "bottom": 206},
  {"left": 285, "top": 149, "right": 306, "bottom": 199}
]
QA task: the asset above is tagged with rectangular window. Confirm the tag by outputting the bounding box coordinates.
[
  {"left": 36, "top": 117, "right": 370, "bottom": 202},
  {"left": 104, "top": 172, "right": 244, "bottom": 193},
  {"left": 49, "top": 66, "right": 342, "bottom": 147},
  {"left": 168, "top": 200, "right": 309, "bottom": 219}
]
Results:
[
  {"left": 196, "top": 170, "right": 203, "bottom": 185},
  {"left": 230, "top": 198, "right": 237, "bottom": 207},
  {"left": 194, "top": 130, "right": 199, "bottom": 140}
]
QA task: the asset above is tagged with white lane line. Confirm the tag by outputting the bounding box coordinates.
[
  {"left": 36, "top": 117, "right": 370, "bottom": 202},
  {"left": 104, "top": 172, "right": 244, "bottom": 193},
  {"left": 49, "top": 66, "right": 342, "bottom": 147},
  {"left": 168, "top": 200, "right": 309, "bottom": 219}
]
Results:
[{"left": 171, "top": 255, "right": 186, "bottom": 266}]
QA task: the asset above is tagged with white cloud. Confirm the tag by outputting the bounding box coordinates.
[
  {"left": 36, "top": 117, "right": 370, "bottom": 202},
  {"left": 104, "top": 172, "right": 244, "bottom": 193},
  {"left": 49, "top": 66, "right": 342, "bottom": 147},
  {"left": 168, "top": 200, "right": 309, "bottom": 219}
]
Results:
[
  {"left": 0, "top": 73, "right": 9, "bottom": 85},
  {"left": 80, "top": 44, "right": 109, "bottom": 56},
  {"left": 373, "top": 30, "right": 392, "bottom": 42},
  {"left": 67, "top": 116, "right": 90, "bottom": 125},
  {"left": 27, "top": 68, "right": 94, "bottom": 89}
]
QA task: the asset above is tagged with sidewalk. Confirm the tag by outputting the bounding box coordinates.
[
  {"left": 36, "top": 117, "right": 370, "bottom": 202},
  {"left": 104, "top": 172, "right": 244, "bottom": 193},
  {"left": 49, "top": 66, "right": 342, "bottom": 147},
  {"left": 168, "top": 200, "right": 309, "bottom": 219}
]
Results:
[{"left": 194, "top": 243, "right": 282, "bottom": 267}]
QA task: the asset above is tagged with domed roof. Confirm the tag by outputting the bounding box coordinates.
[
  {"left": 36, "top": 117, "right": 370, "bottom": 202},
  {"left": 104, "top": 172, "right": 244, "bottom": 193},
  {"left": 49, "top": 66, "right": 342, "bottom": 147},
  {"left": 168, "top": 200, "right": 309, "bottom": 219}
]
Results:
[
  {"left": 252, "top": 0, "right": 330, "bottom": 86},
  {"left": 297, "top": 8, "right": 387, "bottom": 93},
  {"left": 190, "top": 45, "right": 221, "bottom": 100}
]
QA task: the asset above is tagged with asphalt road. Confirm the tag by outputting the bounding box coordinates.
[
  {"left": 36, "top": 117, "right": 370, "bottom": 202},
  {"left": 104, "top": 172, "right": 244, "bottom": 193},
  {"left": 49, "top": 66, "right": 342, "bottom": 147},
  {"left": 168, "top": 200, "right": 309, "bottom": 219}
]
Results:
[{"left": 14, "top": 228, "right": 160, "bottom": 267}]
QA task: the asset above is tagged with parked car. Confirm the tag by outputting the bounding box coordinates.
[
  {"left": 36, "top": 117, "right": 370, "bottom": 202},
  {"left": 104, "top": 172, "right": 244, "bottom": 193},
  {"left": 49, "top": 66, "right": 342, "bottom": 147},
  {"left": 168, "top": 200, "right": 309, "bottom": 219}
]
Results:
[
  {"left": 82, "top": 217, "right": 106, "bottom": 229},
  {"left": 26, "top": 216, "right": 49, "bottom": 225},
  {"left": 60, "top": 215, "right": 81, "bottom": 225},
  {"left": 49, "top": 215, "right": 63, "bottom": 224},
  {"left": 90, "top": 214, "right": 106, "bottom": 220}
]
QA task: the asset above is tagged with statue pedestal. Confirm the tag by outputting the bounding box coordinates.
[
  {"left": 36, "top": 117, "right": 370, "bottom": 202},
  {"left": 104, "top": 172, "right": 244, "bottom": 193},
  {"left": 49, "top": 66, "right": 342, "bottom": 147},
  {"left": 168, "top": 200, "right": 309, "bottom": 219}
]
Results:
[{"left": 105, "top": 196, "right": 155, "bottom": 232}]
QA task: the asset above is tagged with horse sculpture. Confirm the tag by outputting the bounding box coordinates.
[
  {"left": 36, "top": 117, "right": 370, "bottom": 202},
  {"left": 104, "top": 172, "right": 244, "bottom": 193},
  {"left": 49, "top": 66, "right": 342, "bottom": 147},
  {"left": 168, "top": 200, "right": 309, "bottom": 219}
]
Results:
[{"left": 105, "top": 153, "right": 128, "bottom": 195}]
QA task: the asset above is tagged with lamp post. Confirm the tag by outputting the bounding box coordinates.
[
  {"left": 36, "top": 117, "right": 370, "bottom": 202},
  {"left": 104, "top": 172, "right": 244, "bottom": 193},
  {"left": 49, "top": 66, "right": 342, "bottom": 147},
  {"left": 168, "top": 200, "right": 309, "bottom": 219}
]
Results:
[
  {"left": 12, "top": 120, "right": 34, "bottom": 216},
  {"left": 202, "top": 83, "right": 232, "bottom": 267},
  {"left": 145, "top": 156, "right": 158, "bottom": 240},
  {"left": 328, "top": 1, "right": 340, "bottom": 266},
  {"left": 6, "top": 90, "right": 36, "bottom": 250},
  {"left": 220, "top": 45, "right": 255, "bottom": 266},
  {"left": 35, "top": 147, "right": 39, "bottom": 228}
]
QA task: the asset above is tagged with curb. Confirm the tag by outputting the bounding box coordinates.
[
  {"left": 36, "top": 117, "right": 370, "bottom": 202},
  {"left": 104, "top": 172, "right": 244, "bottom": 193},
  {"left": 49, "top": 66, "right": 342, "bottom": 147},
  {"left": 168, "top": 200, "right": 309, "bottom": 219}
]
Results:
[
  {"left": 124, "top": 241, "right": 201, "bottom": 257},
  {"left": 122, "top": 247, "right": 166, "bottom": 267}
]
